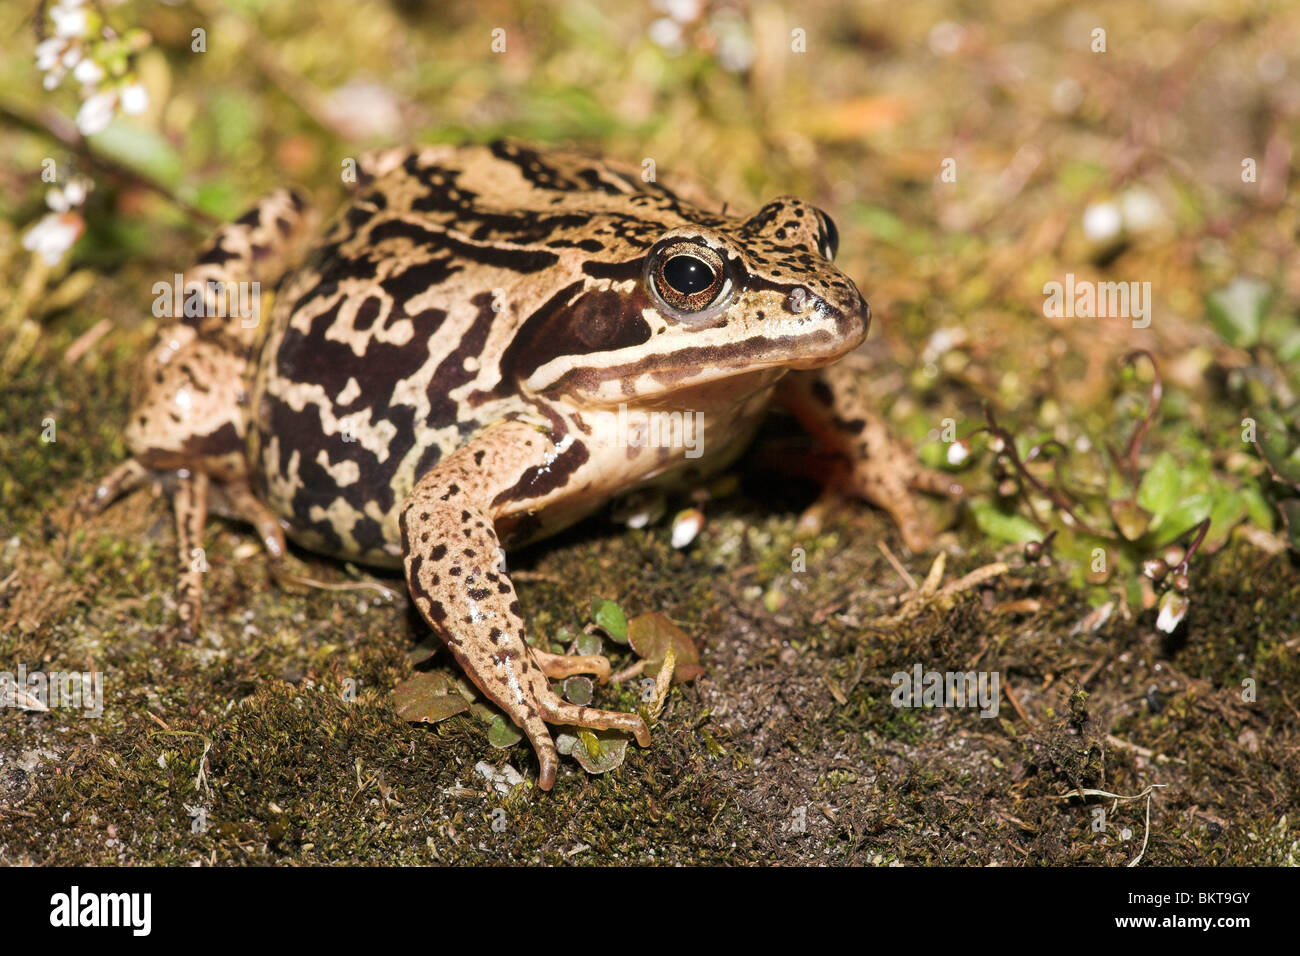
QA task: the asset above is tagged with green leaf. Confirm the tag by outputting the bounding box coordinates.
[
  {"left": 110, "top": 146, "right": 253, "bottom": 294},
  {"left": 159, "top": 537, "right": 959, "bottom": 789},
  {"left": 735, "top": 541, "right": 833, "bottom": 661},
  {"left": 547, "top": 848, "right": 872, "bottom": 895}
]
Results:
[
  {"left": 590, "top": 597, "right": 627, "bottom": 643},
  {"left": 487, "top": 714, "right": 523, "bottom": 749},
  {"left": 1153, "top": 492, "right": 1213, "bottom": 541},
  {"left": 1136, "top": 451, "right": 1182, "bottom": 515},
  {"left": 1240, "top": 482, "right": 1275, "bottom": 531},
  {"left": 1206, "top": 277, "right": 1269, "bottom": 348},
  {"left": 88, "top": 120, "right": 184, "bottom": 187},
  {"left": 969, "top": 500, "right": 1042, "bottom": 545},
  {"left": 574, "top": 631, "right": 603, "bottom": 657},
  {"left": 1109, "top": 497, "right": 1153, "bottom": 541},
  {"left": 391, "top": 669, "right": 473, "bottom": 724},
  {"left": 1204, "top": 487, "right": 1247, "bottom": 547},
  {"left": 562, "top": 676, "right": 594, "bottom": 706},
  {"left": 555, "top": 730, "right": 630, "bottom": 775},
  {"left": 626, "top": 612, "right": 703, "bottom": 683}
]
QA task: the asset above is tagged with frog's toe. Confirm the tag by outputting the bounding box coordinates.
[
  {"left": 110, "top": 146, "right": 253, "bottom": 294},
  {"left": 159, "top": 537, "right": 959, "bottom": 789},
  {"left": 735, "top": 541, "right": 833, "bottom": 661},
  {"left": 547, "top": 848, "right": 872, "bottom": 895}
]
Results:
[
  {"left": 530, "top": 647, "right": 611, "bottom": 682},
  {"left": 77, "top": 458, "right": 149, "bottom": 518},
  {"left": 909, "top": 466, "right": 964, "bottom": 499},
  {"left": 538, "top": 693, "right": 652, "bottom": 748},
  {"left": 520, "top": 712, "right": 561, "bottom": 791}
]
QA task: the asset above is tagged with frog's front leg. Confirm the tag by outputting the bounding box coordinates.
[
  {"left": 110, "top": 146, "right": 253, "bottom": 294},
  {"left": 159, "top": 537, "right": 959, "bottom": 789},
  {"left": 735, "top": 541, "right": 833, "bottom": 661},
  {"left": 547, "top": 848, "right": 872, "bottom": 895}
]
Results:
[
  {"left": 401, "top": 421, "right": 650, "bottom": 791},
  {"left": 780, "top": 359, "right": 963, "bottom": 552}
]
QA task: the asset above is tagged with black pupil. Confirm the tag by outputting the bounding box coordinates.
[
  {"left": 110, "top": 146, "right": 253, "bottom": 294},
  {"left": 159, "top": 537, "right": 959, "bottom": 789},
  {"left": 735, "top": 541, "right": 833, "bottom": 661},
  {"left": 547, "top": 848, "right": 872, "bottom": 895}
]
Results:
[{"left": 663, "top": 255, "right": 714, "bottom": 296}]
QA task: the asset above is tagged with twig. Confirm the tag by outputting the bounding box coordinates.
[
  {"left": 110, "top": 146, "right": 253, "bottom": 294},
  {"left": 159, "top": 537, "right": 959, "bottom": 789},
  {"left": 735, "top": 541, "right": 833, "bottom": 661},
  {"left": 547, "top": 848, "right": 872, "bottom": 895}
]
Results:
[
  {"left": 0, "top": 100, "right": 217, "bottom": 228},
  {"left": 1002, "top": 676, "right": 1034, "bottom": 728},
  {"left": 981, "top": 408, "right": 1106, "bottom": 536},
  {"left": 877, "top": 539, "right": 918, "bottom": 591},
  {"left": 1128, "top": 785, "right": 1158, "bottom": 867},
  {"left": 63, "top": 317, "right": 112, "bottom": 364},
  {"left": 609, "top": 659, "right": 646, "bottom": 684},
  {"left": 938, "top": 560, "right": 1010, "bottom": 598},
  {"left": 1105, "top": 733, "right": 1156, "bottom": 759}
]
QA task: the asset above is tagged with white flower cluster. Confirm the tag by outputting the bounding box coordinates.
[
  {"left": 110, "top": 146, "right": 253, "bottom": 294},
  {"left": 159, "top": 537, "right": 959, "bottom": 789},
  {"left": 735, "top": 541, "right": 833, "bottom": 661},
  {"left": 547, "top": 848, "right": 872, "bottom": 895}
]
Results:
[
  {"left": 648, "top": 0, "right": 755, "bottom": 73},
  {"left": 22, "top": 177, "right": 92, "bottom": 267},
  {"left": 34, "top": 0, "right": 150, "bottom": 136}
]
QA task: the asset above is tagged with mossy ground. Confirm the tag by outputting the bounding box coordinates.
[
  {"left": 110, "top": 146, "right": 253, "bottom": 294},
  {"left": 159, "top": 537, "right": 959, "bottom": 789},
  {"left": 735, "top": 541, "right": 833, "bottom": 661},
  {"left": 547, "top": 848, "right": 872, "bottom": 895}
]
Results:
[{"left": 2, "top": 1, "right": 1299, "bottom": 865}]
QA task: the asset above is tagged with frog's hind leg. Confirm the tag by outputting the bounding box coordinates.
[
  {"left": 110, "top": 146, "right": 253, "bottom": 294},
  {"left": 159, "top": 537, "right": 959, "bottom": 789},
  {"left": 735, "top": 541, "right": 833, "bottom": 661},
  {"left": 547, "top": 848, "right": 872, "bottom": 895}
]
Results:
[
  {"left": 401, "top": 421, "right": 650, "bottom": 791},
  {"left": 77, "top": 188, "right": 317, "bottom": 636}
]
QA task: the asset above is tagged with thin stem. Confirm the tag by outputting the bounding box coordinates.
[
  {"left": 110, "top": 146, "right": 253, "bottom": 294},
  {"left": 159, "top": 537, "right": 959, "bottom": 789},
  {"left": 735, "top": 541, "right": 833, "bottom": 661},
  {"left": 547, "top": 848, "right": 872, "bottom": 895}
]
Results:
[
  {"left": 1120, "top": 350, "right": 1163, "bottom": 490},
  {"left": 985, "top": 408, "right": 1106, "bottom": 537},
  {"left": 1174, "top": 517, "right": 1211, "bottom": 576}
]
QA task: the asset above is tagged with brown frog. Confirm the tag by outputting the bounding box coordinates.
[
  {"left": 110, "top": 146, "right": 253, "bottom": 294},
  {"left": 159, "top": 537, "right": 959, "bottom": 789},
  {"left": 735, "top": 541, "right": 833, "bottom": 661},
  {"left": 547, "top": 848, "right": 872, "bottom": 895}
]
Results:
[{"left": 81, "top": 141, "right": 959, "bottom": 789}]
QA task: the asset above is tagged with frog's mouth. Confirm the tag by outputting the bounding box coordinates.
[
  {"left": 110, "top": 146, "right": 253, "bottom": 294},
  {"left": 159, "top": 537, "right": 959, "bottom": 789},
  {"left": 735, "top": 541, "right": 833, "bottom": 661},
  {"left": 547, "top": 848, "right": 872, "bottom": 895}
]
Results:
[{"left": 533, "top": 298, "right": 869, "bottom": 409}]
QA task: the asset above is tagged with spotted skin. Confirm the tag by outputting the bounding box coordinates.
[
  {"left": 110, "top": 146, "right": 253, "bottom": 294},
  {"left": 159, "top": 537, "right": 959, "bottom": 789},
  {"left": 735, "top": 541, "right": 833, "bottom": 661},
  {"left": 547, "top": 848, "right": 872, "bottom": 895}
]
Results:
[{"left": 82, "top": 141, "right": 954, "bottom": 789}]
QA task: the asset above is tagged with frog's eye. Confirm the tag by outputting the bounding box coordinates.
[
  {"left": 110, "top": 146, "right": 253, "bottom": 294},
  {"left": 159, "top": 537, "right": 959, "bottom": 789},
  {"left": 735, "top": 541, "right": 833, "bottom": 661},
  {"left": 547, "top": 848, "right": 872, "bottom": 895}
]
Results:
[
  {"left": 649, "top": 241, "right": 729, "bottom": 316},
  {"left": 815, "top": 210, "right": 839, "bottom": 262}
]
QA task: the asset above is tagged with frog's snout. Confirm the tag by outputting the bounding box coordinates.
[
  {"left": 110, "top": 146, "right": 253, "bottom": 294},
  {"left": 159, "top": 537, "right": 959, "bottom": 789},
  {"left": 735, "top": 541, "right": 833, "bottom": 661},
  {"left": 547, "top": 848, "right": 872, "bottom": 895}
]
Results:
[{"left": 806, "top": 282, "right": 870, "bottom": 355}]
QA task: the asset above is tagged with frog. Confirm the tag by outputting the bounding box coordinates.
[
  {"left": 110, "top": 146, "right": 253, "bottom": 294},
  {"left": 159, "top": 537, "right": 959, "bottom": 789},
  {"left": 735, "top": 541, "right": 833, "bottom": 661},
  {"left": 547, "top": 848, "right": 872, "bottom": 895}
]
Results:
[{"left": 79, "top": 140, "right": 960, "bottom": 790}]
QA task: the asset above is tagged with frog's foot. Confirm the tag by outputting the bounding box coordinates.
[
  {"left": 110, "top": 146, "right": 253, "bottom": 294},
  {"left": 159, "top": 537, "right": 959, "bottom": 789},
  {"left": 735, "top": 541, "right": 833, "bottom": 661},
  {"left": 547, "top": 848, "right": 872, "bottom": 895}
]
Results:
[
  {"left": 839, "top": 452, "right": 962, "bottom": 553},
  {"left": 77, "top": 458, "right": 211, "bottom": 637},
  {"left": 77, "top": 459, "right": 149, "bottom": 519},
  {"left": 401, "top": 421, "right": 651, "bottom": 790},
  {"left": 779, "top": 366, "right": 964, "bottom": 553}
]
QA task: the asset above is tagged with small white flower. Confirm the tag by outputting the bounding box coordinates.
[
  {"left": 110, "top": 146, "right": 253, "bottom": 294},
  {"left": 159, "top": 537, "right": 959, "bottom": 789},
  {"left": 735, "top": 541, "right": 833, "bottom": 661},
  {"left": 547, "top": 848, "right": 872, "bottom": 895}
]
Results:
[
  {"left": 648, "top": 18, "right": 684, "bottom": 54},
  {"left": 76, "top": 90, "right": 116, "bottom": 135},
  {"left": 73, "top": 57, "right": 104, "bottom": 85},
  {"left": 61, "top": 45, "right": 82, "bottom": 69},
  {"left": 928, "top": 21, "right": 964, "bottom": 57},
  {"left": 51, "top": 4, "right": 88, "bottom": 39},
  {"left": 120, "top": 83, "right": 149, "bottom": 115},
  {"left": 670, "top": 507, "right": 704, "bottom": 549},
  {"left": 1120, "top": 187, "right": 1163, "bottom": 233},
  {"left": 1082, "top": 201, "right": 1123, "bottom": 243},
  {"left": 655, "top": 0, "right": 702, "bottom": 23},
  {"left": 47, "top": 188, "right": 70, "bottom": 213},
  {"left": 22, "top": 211, "right": 85, "bottom": 266},
  {"left": 35, "top": 37, "right": 65, "bottom": 71},
  {"left": 323, "top": 82, "right": 400, "bottom": 140},
  {"left": 63, "top": 178, "right": 89, "bottom": 206},
  {"left": 1155, "top": 591, "right": 1189, "bottom": 634},
  {"left": 43, "top": 69, "right": 65, "bottom": 91},
  {"left": 946, "top": 440, "right": 970, "bottom": 466}
]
